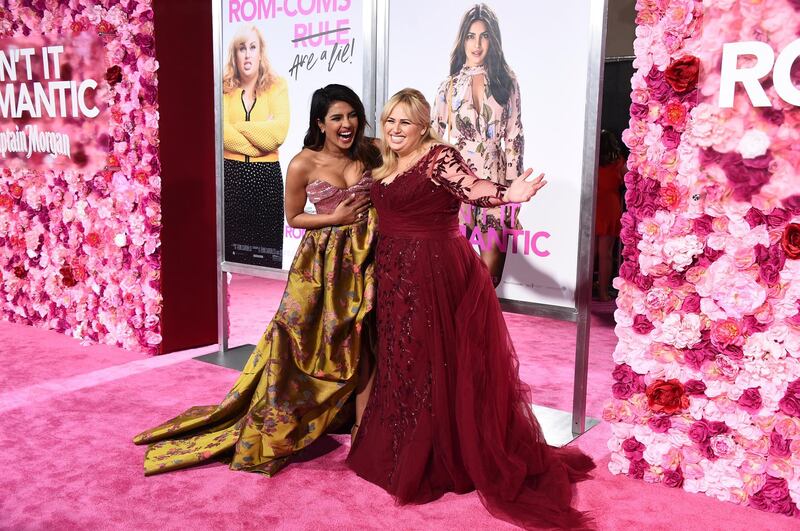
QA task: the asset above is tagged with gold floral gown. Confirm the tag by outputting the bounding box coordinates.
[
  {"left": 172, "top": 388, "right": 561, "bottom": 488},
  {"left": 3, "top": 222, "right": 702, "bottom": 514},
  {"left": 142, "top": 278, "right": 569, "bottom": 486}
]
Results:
[{"left": 133, "top": 174, "right": 376, "bottom": 476}]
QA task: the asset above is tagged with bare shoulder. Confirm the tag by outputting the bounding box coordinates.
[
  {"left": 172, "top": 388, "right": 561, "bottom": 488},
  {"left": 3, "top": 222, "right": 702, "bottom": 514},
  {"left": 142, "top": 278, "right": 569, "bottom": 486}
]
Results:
[{"left": 287, "top": 149, "right": 315, "bottom": 182}]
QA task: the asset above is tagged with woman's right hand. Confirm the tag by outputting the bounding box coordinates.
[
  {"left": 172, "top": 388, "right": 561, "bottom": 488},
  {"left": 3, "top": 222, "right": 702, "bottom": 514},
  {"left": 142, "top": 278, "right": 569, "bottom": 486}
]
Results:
[{"left": 333, "top": 194, "right": 371, "bottom": 225}]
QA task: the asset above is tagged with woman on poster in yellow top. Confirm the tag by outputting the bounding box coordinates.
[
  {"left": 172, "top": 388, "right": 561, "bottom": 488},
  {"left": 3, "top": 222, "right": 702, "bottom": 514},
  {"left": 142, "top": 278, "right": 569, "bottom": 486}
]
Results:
[{"left": 223, "top": 24, "right": 289, "bottom": 268}]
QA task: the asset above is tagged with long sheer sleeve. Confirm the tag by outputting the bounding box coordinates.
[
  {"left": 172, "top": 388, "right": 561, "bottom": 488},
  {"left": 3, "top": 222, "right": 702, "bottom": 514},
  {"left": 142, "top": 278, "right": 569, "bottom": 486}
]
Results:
[
  {"left": 431, "top": 77, "right": 451, "bottom": 138},
  {"left": 503, "top": 77, "right": 524, "bottom": 184},
  {"left": 428, "top": 145, "right": 507, "bottom": 207}
]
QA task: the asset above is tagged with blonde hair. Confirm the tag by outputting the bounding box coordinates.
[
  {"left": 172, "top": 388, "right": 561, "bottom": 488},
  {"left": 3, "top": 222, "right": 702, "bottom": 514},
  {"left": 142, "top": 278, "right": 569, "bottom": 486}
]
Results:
[
  {"left": 373, "top": 88, "right": 446, "bottom": 180},
  {"left": 222, "top": 25, "right": 276, "bottom": 96}
]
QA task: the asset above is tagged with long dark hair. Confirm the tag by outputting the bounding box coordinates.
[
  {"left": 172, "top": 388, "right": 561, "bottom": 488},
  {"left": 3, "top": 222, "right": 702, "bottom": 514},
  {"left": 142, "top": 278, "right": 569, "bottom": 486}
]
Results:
[
  {"left": 303, "top": 84, "right": 381, "bottom": 169},
  {"left": 599, "top": 130, "right": 622, "bottom": 167},
  {"left": 449, "top": 4, "right": 515, "bottom": 106}
]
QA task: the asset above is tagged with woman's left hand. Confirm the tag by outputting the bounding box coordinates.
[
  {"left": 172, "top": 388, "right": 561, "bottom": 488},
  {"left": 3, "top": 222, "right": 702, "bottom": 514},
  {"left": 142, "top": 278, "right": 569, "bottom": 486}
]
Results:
[{"left": 503, "top": 169, "right": 547, "bottom": 203}]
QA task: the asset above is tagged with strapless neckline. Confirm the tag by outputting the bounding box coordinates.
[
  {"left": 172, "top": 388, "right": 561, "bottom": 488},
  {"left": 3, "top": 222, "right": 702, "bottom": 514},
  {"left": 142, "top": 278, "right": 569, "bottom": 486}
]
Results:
[{"left": 308, "top": 173, "right": 371, "bottom": 191}]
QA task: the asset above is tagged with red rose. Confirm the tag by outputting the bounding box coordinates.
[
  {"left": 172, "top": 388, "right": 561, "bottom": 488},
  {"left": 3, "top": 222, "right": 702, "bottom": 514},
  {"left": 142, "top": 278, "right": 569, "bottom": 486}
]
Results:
[
  {"left": 59, "top": 266, "right": 77, "bottom": 288},
  {"left": 782, "top": 223, "right": 800, "bottom": 259},
  {"left": 665, "top": 55, "right": 700, "bottom": 93},
  {"left": 104, "top": 65, "right": 123, "bottom": 86},
  {"left": 646, "top": 379, "right": 689, "bottom": 414},
  {"left": 134, "top": 170, "right": 149, "bottom": 184},
  {"left": 97, "top": 21, "right": 116, "bottom": 34},
  {"left": 13, "top": 265, "right": 26, "bottom": 279},
  {"left": 86, "top": 232, "right": 101, "bottom": 247}
]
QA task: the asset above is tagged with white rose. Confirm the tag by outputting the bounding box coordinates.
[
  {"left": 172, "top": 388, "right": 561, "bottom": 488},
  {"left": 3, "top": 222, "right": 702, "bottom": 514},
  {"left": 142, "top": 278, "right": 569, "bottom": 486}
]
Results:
[{"left": 737, "top": 129, "right": 770, "bottom": 159}]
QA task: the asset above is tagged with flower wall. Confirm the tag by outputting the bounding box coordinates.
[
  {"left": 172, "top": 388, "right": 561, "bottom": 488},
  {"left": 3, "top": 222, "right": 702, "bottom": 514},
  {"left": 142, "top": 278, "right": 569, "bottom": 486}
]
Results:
[
  {"left": 0, "top": 1, "right": 162, "bottom": 353},
  {"left": 605, "top": 0, "right": 800, "bottom": 517}
]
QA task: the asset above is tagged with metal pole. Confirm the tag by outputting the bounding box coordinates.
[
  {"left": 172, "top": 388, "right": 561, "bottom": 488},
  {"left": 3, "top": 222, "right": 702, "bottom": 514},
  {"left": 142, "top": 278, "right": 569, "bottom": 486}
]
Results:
[
  {"left": 374, "top": 0, "right": 389, "bottom": 125},
  {"left": 211, "top": 0, "right": 228, "bottom": 354},
  {"left": 572, "top": 0, "right": 608, "bottom": 435},
  {"left": 362, "top": 0, "right": 378, "bottom": 136}
]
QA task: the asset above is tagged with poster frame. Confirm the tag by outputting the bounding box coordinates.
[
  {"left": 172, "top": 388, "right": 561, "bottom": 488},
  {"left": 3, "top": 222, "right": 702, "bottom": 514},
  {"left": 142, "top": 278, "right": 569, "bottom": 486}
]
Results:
[{"left": 375, "top": 0, "right": 607, "bottom": 434}]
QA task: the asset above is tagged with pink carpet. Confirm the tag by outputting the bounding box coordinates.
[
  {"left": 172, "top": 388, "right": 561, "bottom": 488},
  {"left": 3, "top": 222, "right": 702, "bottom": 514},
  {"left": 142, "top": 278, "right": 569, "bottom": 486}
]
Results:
[{"left": 0, "top": 275, "right": 794, "bottom": 530}]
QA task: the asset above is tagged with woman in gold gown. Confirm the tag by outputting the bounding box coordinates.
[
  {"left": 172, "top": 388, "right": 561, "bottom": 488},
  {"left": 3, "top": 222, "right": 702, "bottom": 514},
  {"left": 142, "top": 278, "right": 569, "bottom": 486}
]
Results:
[{"left": 133, "top": 84, "right": 382, "bottom": 476}]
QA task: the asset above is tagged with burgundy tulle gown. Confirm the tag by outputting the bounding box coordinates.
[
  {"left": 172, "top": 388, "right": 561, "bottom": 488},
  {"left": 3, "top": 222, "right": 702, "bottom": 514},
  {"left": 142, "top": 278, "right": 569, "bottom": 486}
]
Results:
[{"left": 346, "top": 145, "right": 595, "bottom": 530}]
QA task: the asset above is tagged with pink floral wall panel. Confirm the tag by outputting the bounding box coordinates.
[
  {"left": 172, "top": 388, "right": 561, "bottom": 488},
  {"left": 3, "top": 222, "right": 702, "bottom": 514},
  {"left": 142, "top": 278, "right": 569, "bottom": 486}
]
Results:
[
  {"left": 606, "top": 0, "right": 800, "bottom": 518},
  {"left": 0, "top": 1, "right": 161, "bottom": 354}
]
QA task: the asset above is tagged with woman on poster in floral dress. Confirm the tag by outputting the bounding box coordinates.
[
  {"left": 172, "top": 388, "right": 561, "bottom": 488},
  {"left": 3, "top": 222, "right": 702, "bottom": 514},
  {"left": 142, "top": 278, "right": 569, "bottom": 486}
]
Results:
[
  {"left": 134, "top": 85, "right": 381, "bottom": 476},
  {"left": 432, "top": 3, "right": 523, "bottom": 287}
]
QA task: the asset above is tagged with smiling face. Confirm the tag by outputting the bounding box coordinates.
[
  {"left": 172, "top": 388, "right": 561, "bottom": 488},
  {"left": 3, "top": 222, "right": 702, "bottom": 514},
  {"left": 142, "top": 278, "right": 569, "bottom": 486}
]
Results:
[
  {"left": 463, "top": 20, "right": 489, "bottom": 67},
  {"left": 319, "top": 100, "right": 358, "bottom": 150},
  {"left": 383, "top": 103, "right": 425, "bottom": 157},
  {"left": 235, "top": 30, "right": 260, "bottom": 80}
]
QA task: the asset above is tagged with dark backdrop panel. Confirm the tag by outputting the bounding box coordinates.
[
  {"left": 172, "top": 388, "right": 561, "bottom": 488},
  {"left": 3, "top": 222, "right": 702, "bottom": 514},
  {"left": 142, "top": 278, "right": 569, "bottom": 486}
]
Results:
[
  {"left": 155, "top": 0, "right": 217, "bottom": 353},
  {"left": 601, "top": 58, "right": 635, "bottom": 153}
]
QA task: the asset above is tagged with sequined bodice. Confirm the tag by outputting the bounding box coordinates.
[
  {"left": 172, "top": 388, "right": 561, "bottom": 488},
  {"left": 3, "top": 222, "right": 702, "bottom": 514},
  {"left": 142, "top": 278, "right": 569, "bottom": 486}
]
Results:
[{"left": 306, "top": 174, "right": 372, "bottom": 214}]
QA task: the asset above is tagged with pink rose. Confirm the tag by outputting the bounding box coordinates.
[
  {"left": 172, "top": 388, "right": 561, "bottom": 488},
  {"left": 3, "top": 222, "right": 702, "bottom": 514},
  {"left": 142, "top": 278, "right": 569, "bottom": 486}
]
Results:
[
  {"left": 630, "top": 102, "right": 648, "bottom": 119},
  {"left": 716, "top": 151, "right": 772, "bottom": 203},
  {"left": 779, "top": 379, "right": 800, "bottom": 418},
  {"left": 647, "top": 415, "right": 672, "bottom": 433},
  {"left": 661, "top": 127, "right": 682, "bottom": 148},
  {"left": 749, "top": 476, "right": 798, "bottom": 516},
  {"left": 662, "top": 467, "right": 683, "bottom": 488},
  {"left": 769, "top": 431, "right": 791, "bottom": 458},
  {"left": 622, "top": 437, "right": 645, "bottom": 460},
  {"left": 745, "top": 207, "right": 767, "bottom": 229},
  {"left": 628, "top": 458, "right": 648, "bottom": 480},
  {"left": 766, "top": 208, "right": 790, "bottom": 229},
  {"left": 737, "top": 388, "right": 763, "bottom": 414},
  {"left": 754, "top": 243, "right": 786, "bottom": 285},
  {"left": 689, "top": 420, "right": 711, "bottom": 444},
  {"left": 692, "top": 215, "right": 714, "bottom": 237},
  {"left": 612, "top": 382, "right": 635, "bottom": 400},
  {"left": 710, "top": 434, "right": 735, "bottom": 457},
  {"left": 681, "top": 293, "right": 701, "bottom": 313},
  {"left": 710, "top": 319, "right": 743, "bottom": 348},
  {"left": 684, "top": 379, "right": 707, "bottom": 396},
  {"left": 633, "top": 314, "right": 655, "bottom": 334},
  {"left": 783, "top": 195, "right": 800, "bottom": 216}
]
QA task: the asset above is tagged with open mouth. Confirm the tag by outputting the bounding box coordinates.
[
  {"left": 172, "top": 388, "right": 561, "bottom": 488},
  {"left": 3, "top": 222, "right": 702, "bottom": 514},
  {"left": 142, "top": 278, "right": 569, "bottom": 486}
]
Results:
[
  {"left": 389, "top": 134, "right": 405, "bottom": 143},
  {"left": 338, "top": 130, "right": 353, "bottom": 142}
]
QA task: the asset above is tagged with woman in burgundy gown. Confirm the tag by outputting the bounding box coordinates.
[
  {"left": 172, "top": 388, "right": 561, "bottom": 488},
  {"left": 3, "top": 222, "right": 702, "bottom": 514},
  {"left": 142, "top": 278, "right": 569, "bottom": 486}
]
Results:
[{"left": 347, "top": 89, "right": 595, "bottom": 530}]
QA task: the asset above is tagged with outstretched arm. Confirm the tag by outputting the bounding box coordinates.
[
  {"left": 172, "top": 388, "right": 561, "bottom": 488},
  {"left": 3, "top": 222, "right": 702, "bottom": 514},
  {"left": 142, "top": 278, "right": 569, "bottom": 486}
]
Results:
[{"left": 428, "top": 144, "right": 545, "bottom": 205}]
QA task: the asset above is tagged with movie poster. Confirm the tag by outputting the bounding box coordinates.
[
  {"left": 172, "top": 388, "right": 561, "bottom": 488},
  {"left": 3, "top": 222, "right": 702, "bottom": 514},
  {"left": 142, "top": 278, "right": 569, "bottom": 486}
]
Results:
[
  {"left": 221, "top": 0, "right": 364, "bottom": 269},
  {"left": 386, "top": 1, "right": 600, "bottom": 309}
]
